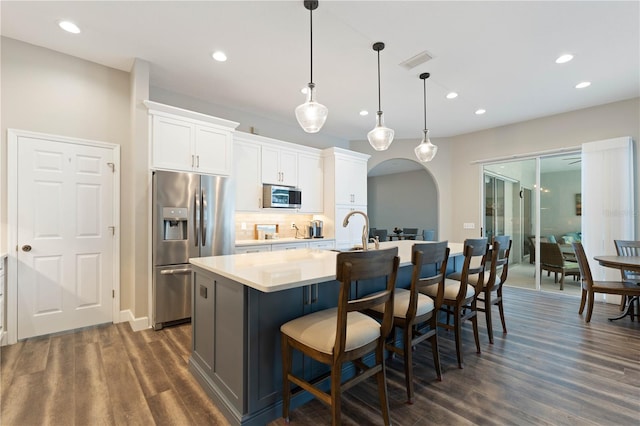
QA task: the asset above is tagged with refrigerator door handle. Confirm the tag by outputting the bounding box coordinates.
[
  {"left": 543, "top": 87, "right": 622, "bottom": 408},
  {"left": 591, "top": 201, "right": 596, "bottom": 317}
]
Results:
[
  {"left": 160, "top": 268, "right": 191, "bottom": 275},
  {"left": 201, "top": 187, "right": 207, "bottom": 246},
  {"left": 194, "top": 190, "right": 200, "bottom": 246}
]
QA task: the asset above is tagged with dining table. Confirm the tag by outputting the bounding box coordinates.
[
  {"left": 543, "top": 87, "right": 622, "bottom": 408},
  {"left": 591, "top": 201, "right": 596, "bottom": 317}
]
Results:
[
  {"left": 593, "top": 255, "right": 640, "bottom": 321},
  {"left": 388, "top": 233, "right": 417, "bottom": 241}
]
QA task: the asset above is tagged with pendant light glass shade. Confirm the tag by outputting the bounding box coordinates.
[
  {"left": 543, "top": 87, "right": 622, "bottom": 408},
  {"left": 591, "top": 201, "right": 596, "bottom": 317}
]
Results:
[
  {"left": 296, "top": 0, "right": 327, "bottom": 133},
  {"left": 295, "top": 83, "right": 328, "bottom": 133},
  {"left": 414, "top": 72, "right": 438, "bottom": 162},
  {"left": 415, "top": 129, "right": 438, "bottom": 162},
  {"left": 368, "top": 42, "right": 394, "bottom": 151},
  {"left": 368, "top": 111, "right": 395, "bottom": 151}
]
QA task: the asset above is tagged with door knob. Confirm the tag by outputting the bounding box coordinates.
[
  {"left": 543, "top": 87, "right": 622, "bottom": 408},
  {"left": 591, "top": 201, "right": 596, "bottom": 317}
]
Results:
[{"left": 22, "top": 244, "right": 32, "bottom": 252}]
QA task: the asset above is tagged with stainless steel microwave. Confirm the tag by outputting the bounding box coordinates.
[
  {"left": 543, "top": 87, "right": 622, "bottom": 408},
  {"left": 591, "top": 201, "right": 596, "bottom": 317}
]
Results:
[{"left": 263, "top": 184, "right": 302, "bottom": 209}]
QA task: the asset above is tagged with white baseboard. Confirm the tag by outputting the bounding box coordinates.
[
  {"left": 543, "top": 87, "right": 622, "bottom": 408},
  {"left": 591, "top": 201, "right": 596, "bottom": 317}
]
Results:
[{"left": 119, "top": 309, "right": 150, "bottom": 332}]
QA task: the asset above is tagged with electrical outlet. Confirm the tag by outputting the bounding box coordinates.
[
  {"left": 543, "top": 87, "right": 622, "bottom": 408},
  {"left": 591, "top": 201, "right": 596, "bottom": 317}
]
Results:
[
  {"left": 290, "top": 222, "right": 296, "bottom": 229},
  {"left": 463, "top": 223, "right": 475, "bottom": 229}
]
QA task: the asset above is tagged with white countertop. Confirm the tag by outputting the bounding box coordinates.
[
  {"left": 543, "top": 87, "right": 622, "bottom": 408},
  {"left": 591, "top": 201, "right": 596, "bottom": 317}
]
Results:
[{"left": 190, "top": 240, "right": 464, "bottom": 293}]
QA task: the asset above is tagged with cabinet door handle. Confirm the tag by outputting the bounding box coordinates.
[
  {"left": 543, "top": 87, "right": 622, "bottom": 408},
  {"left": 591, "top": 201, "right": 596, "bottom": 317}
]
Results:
[
  {"left": 196, "top": 155, "right": 200, "bottom": 168},
  {"left": 304, "top": 285, "right": 312, "bottom": 305},
  {"left": 312, "top": 284, "right": 318, "bottom": 303},
  {"left": 192, "top": 155, "right": 195, "bottom": 168}
]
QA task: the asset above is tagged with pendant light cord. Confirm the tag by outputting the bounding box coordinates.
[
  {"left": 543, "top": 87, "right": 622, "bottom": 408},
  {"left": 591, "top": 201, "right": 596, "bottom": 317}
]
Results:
[
  {"left": 423, "top": 77, "right": 427, "bottom": 130},
  {"left": 309, "top": 7, "right": 313, "bottom": 85},
  {"left": 376, "top": 49, "right": 381, "bottom": 112}
]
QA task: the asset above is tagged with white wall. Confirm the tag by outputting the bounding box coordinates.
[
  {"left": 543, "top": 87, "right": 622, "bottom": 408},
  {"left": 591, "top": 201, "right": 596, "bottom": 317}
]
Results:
[
  {"left": 367, "top": 169, "right": 438, "bottom": 238},
  {"left": 0, "top": 37, "right": 136, "bottom": 310},
  {"left": 350, "top": 136, "right": 454, "bottom": 240},
  {"left": 150, "top": 86, "right": 350, "bottom": 150},
  {"left": 351, "top": 98, "right": 639, "bottom": 243},
  {"left": 540, "top": 170, "right": 581, "bottom": 240}
]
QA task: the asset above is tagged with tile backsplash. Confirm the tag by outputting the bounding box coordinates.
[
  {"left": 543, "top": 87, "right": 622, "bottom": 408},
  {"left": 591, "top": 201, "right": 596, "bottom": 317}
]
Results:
[{"left": 235, "top": 213, "right": 320, "bottom": 240}]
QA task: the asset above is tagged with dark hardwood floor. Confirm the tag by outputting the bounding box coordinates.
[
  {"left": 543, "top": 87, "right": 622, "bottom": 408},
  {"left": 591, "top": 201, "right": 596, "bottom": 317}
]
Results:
[{"left": 1, "top": 287, "right": 639, "bottom": 425}]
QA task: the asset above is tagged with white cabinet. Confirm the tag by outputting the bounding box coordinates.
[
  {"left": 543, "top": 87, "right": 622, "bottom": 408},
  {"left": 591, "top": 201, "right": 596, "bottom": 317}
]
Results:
[
  {"left": 308, "top": 240, "right": 335, "bottom": 250},
  {"left": 145, "top": 101, "right": 239, "bottom": 175},
  {"left": 233, "top": 137, "right": 262, "bottom": 211},
  {"left": 323, "top": 148, "right": 371, "bottom": 250},
  {"left": 271, "top": 242, "right": 309, "bottom": 251},
  {"left": 261, "top": 145, "right": 298, "bottom": 186},
  {"left": 297, "top": 153, "right": 324, "bottom": 213},
  {"left": 232, "top": 132, "right": 323, "bottom": 212},
  {"left": 235, "top": 245, "right": 272, "bottom": 254},
  {"left": 335, "top": 155, "right": 368, "bottom": 205}
]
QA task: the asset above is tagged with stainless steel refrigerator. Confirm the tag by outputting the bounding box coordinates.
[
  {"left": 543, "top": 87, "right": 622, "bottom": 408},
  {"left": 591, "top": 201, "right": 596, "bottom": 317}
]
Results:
[{"left": 152, "top": 170, "right": 234, "bottom": 330}]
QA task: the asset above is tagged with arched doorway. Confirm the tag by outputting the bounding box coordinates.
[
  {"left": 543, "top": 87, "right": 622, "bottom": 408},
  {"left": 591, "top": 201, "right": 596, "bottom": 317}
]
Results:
[{"left": 367, "top": 158, "right": 438, "bottom": 240}]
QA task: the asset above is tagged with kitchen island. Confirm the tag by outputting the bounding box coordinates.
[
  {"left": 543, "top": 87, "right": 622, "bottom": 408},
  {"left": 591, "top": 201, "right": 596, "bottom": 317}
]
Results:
[{"left": 189, "top": 240, "right": 464, "bottom": 426}]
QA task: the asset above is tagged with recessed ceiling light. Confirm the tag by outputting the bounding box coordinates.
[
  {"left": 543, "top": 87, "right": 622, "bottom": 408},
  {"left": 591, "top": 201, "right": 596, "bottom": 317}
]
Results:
[
  {"left": 211, "top": 51, "right": 227, "bottom": 62},
  {"left": 575, "top": 81, "right": 591, "bottom": 89},
  {"left": 58, "top": 20, "right": 80, "bottom": 34},
  {"left": 359, "top": 110, "right": 369, "bottom": 116},
  {"left": 446, "top": 92, "right": 458, "bottom": 99},
  {"left": 555, "top": 54, "right": 573, "bottom": 64},
  {"left": 475, "top": 109, "right": 486, "bottom": 115}
]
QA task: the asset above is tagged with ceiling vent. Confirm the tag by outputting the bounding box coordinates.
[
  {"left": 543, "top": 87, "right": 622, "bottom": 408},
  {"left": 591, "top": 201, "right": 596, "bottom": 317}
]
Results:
[{"left": 399, "top": 50, "right": 433, "bottom": 70}]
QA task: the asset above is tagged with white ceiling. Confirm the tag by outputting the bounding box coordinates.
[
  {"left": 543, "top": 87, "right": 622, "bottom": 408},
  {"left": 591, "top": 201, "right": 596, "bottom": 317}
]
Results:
[{"left": 2, "top": 1, "right": 638, "bottom": 142}]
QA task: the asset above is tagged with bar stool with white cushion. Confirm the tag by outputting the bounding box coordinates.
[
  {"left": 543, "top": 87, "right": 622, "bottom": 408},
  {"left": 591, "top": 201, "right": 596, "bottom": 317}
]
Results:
[
  {"left": 280, "top": 247, "right": 400, "bottom": 426},
  {"left": 367, "top": 241, "right": 449, "bottom": 404},
  {"left": 425, "top": 238, "right": 488, "bottom": 368}
]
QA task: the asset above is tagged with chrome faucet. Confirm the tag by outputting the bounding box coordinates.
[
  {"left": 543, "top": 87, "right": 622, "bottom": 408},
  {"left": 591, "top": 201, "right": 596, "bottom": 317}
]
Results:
[
  {"left": 342, "top": 210, "right": 370, "bottom": 251},
  {"left": 369, "top": 236, "right": 380, "bottom": 250}
]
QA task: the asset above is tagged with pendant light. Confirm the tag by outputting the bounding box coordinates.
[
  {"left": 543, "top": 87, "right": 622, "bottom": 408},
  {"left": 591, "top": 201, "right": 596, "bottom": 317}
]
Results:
[
  {"left": 414, "top": 72, "right": 438, "bottom": 162},
  {"left": 367, "top": 42, "right": 394, "bottom": 151},
  {"left": 295, "top": 0, "right": 328, "bottom": 133}
]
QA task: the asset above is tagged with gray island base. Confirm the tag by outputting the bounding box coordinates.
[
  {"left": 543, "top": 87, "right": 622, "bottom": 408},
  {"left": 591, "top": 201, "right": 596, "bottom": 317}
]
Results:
[{"left": 189, "top": 241, "right": 463, "bottom": 425}]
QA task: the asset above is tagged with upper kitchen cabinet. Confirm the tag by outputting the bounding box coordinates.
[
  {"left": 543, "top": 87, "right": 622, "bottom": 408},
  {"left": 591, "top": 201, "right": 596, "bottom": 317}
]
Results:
[
  {"left": 235, "top": 132, "right": 323, "bottom": 213},
  {"left": 323, "top": 147, "right": 370, "bottom": 249},
  {"left": 297, "top": 153, "right": 323, "bottom": 213},
  {"left": 324, "top": 147, "right": 369, "bottom": 206},
  {"left": 261, "top": 145, "right": 298, "bottom": 186},
  {"left": 145, "top": 101, "right": 239, "bottom": 175},
  {"left": 233, "top": 135, "right": 262, "bottom": 212}
]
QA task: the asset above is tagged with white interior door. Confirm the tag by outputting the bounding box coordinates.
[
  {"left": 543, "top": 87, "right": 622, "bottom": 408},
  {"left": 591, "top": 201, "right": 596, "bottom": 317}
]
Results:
[{"left": 16, "top": 135, "right": 116, "bottom": 339}]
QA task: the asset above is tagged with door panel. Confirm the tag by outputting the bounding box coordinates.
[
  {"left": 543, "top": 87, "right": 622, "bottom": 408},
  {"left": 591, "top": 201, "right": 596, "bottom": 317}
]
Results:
[{"left": 17, "top": 136, "right": 114, "bottom": 339}]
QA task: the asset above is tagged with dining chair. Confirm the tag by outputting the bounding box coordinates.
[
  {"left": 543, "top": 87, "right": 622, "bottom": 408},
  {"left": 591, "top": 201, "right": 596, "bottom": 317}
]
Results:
[
  {"left": 475, "top": 236, "right": 512, "bottom": 344},
  {"left": 572, "top": 242, "right": 640, "bottom": 323},
  {"left": 613, "top": 240, "right": 640, "bottom": 315},
  {"left": 280, "top": 248, "right": 400, "bottom": 426},
  {"left": 422, "top": 229, "right": 436, "bottom": 241},
  {"left": 402, "top": 228, "right": 418, "bottom": 240},
  {"left": 528, "top": 235, "right": 549, "bottom": 264},
  {"left": 540, "top": 242, "right": 580, "bottom": 290},
  {"left": 367, "top": 241, "right": 449, "bottom": 403},
  {"left": 425, "top": 238, "right": 488, "bottom": 368},
  {"left": 373, "top": 229, "right": 388, "bottom": 242}
]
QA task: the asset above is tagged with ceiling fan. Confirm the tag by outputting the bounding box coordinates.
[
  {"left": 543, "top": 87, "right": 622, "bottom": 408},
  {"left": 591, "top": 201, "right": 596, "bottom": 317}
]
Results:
[{"left": 562, "top": 156, "right": 582, "bottom": 165}]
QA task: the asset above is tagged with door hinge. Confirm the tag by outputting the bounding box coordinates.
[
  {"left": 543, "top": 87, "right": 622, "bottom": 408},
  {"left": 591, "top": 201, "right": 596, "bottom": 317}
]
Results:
[
  {"left": 107, "top": 162, "right": 115, "bottom": 173},
  {"left": 108, "top": 226, "right": 115, "bottom": 235},
  {"left": 112, "top": 289, "right": 115, "bottom": 298}
]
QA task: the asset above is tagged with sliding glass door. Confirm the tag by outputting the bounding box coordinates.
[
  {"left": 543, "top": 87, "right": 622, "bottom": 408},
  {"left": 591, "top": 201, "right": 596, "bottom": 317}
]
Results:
[{"left": 482, "top": 152, "right": 581, "bottom": 294}]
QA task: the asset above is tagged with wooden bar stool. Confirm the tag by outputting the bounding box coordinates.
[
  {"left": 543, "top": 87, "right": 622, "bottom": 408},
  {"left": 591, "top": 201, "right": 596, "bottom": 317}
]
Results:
[
  {"left": 428, "top": 238, "right": 488, "bottom": 368},
  {"left": 280, "top": 247, "right": 400, "bottom": 426},
  {"left": 367, "top": 241, "right": 449, "bottom": 403}
]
